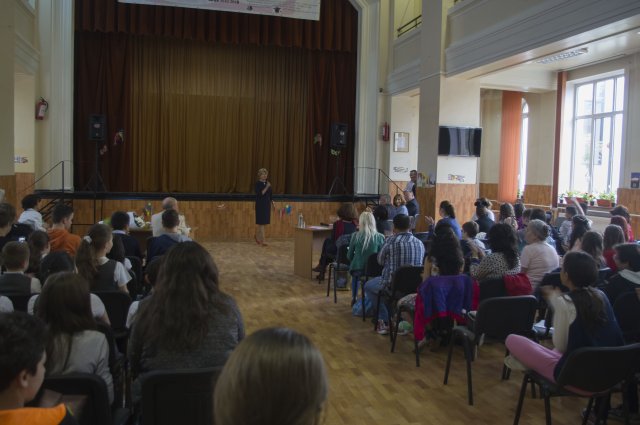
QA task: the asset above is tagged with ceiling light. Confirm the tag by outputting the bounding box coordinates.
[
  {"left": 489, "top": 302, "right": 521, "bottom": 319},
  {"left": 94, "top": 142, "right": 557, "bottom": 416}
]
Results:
[{"left": 536, "top": 48, "right": 589, "bottom": 64}]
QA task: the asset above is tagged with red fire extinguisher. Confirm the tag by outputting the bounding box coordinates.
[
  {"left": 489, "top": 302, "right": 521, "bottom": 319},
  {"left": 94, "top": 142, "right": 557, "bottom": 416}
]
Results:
[
  {"left": 35, "top": 98, "right": 48, "bottom": 120},
  {"left": 380, "top": 122, "right": 390, "bottom": 141}
]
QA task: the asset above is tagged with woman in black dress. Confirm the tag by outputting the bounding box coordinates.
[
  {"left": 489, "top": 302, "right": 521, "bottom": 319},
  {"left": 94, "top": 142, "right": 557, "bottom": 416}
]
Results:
[{"left": 255, "top": 168, "right": 272, "bottom": 246}]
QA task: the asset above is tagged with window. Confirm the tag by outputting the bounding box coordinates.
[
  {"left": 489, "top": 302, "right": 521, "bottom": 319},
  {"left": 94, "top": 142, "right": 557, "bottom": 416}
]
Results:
[
  {"left": 519, "top": 99, "right": 529, "bottom": 196},
  {"left": 568, "top": 75, "right": 624, "bottom": 195}
]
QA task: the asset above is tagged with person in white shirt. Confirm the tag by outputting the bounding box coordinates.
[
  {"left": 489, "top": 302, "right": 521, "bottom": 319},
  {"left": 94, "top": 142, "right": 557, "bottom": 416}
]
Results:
[
  {"left": 17, "top": 194, "right": 45, "bottom": 231},
  {"left": 520, "top": 219, "right": 560, "bottom": 290},
  {"left": 151, "top": 197, "right": 190, "bottom": 237},
  {"left": 404, "top": 169, "right": 418, "bottom": 197}
]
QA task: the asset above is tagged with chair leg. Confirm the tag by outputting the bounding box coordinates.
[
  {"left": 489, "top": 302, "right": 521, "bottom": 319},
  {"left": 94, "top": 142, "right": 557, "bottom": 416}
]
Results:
[
  {"left": 543, "top": 388, "right": 552, "bottom": 425},
  {"left": 530, "top": 380, "right": 537, "bottom": 399},
  {"left": 513, "top": 374, "right": 530, "bottom": 425},
  {"left": 391, "top": 310, "right": 400, "bottom": 353},
  {"left": 463, "top": 338, "right": 474, "bottom": 406},
  {"left": 444, "top": 331, "right": 455, "bottom": 385},
  {"left": 361, "top": 279, "right": 367, "bottom": 322},
  {"left": 502, "top": 348, "right": 510, "bottom": 380},
  {"left": 326, "top": 265, "right": 333, "bottom": 297},
  {"left": 582, "top": 398, "right": 594, "bottom": 425},
  {"left": 414, "top": 337, "right": 420, "bottom": 367},
  {"left": 373, "top": 293, "right": 381, "bottom": 331},
  {"left": 333, "top": 270, "right": 338, "bottom": 304}
]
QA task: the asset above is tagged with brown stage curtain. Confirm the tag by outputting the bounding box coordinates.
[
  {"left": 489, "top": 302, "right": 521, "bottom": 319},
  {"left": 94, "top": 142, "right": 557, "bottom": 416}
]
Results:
[{"left": 130, "top": 37, "right": 308, "bottom": 193}]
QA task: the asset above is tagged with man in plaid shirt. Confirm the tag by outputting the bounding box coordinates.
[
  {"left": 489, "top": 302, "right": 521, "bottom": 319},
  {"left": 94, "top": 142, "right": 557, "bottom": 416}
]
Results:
[{"left": 364, "top": 214, "right": 424, "bottom": 334}]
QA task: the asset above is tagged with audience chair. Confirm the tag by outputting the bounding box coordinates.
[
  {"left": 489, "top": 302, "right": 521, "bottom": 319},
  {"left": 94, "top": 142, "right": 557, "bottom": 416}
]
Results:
[
  {"left": 374, "top": 265, "right": 423, "bottom": 332},
  {"left": 4, "top": 293, "right": 31, "bottom": 312},
  {"left": 478, "top": 278, "right": 508, "bottom": 301},
  {"left": 614, "top": 292, "right": 640, "bottom": 343},
  {"left": 96, "top": 322, "right": 126, "bottom": 408},
  {"left": 126, "top": 256, "right": 143, "bottom": 298},
  {"left": 94, "top": 291, "right": 132, "bottom": 352},
  {"left": 326, "top": 234, "right": 352, "bottom": 303},
  {"left": 513, "top": 344, "right": 640, "bottom": 425},
  {"left": 444, "top": 295, "right": 538, "bottom": 405},
  {"left": 360, "top": 253, "right": 384, "bottom": 321},
  {"left": 40, "top": 373, "right": 130, "bottom": 425},
  {"left": 140, "top": 367, "right": 222, "bottom": 425}
]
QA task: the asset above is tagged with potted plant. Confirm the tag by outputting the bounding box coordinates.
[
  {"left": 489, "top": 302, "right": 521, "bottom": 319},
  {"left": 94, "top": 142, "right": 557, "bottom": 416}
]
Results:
[
  {"left": 597, "top": 191, "right": 616, "bottom": 208},
  {"left": 583, "top": 192, "right": 596, "bottom": 206},
  {"left": 564, "top": 190, "right": 584, "bottom": 205},
  {"left": 558, "top": 192, "right": 566, "bottom": 204}
]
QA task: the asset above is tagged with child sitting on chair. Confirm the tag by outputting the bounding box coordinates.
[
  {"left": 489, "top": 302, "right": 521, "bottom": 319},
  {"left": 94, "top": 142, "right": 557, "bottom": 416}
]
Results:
[{"left": 0, "top": 312, "right": 79, "bottom": 424}]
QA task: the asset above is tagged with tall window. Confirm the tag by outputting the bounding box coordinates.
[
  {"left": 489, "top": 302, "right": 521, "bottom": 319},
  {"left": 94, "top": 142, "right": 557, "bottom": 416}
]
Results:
[
  {"left": 519, "top": 99, "right": 529, "bottom": 196},
  {"left": 570, "top": 75, "right": 624, "bottom": 195}
]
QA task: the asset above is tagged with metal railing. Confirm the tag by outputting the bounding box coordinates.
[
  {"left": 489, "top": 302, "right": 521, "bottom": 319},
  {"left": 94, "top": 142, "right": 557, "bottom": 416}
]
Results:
[
  {"left": 18, "top": 160, "right": 72, "bottom": 199},
  {"left": 397, "top": 15, "right": 422, "bottom": 38},
  {"left": 354, "top": 167, "right": 405, "bottom": 197}
]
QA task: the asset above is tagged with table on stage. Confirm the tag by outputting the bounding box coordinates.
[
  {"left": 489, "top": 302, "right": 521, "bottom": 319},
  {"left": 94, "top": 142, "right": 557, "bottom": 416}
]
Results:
[{"left": 294, "top": 225, "right": 333, "bottom": 279}]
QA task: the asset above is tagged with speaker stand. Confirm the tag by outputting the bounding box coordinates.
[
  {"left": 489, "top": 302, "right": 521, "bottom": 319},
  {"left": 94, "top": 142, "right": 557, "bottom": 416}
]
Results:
[
  {"left": 328, "top": 151, "right": 348, "bottom": 196},
  {"left": 82, "top": 141, "right": 107, "bottom": 223}
]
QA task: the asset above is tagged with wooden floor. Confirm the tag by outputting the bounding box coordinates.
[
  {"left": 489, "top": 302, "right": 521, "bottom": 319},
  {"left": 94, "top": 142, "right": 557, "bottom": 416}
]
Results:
[{"left": 204, "top": 239, "right": 590, "bottom": 425}]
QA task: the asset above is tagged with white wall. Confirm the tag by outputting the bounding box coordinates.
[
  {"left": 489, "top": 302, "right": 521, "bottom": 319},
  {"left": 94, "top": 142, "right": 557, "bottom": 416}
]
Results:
[
  {"left": 394, "top": 0, "right": 421, "bottom": 38},
  {"left": 14, "top": 73, "right": 35, "bottom": 173},
  {"left": 390, "top": 94, "right": 419, "bottom": 181},
  {"left": 523, "top": 91, "right": 556, "bottom": 185}
]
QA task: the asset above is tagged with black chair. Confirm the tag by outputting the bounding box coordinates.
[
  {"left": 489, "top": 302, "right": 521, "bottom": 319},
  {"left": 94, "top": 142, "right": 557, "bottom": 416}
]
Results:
[
  {"left": 93, "top": 291, "right": 132, "bottom": 352},
  {"left": 387, "top": 266, "right": 424, "bottom": 367},
  {"left": 126, "top": 256, "right": 144, "bottom": 297},
  {"left": 360, "top": 253, "right": 384, "bottom": 321},
  {"left": 140, "top": 367, "right": 222, "bottom": 425},
  {"left": 96, "top": 322, "right": 126, "bottom": 407},
  {"left": 444, "top": 295, "right": 538, "bottom": 405},
  {"left": 326, "top": 234, "right": 352, "bottom": 304},
  {"left": 40, "top": 373, "right": 130, "bottom": 425},
  {"left": 478, "top": 278, "right": 508, "bottom": 301},
  {"left": 614, "top": 292, "right": 640, "bottom": 343},
  {"left": 513, "top": 344, "right": 640, "bottom": 425},
  {"left": 4, "top": 293, "right": 32, "bottom": 312}
]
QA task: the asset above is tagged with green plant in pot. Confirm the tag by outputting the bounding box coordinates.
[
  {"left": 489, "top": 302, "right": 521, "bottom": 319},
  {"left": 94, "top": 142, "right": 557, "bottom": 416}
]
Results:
[{"left": 597, "top": 191, "right": 616, "bottom": 207}]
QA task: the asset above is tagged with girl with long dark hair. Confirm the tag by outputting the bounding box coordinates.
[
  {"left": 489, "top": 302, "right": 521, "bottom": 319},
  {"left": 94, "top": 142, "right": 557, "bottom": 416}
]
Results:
[
  {"left": 469, "top": 223, "right": 520, "bottom": 281},
  {"left": 424, "top": 200, "right": 462, "bottom": 239}
]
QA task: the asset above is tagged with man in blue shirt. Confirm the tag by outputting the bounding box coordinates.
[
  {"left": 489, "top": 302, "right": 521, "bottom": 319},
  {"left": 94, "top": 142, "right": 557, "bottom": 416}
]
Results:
[{"left": 364, "top": 214, "right": 424, "bottom": 335}]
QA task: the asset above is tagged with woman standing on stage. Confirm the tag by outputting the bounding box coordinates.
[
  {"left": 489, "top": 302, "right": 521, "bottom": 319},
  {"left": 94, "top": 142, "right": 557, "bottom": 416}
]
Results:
[{"left": 255, "top": 168, "right": 272, "bottom": 246}]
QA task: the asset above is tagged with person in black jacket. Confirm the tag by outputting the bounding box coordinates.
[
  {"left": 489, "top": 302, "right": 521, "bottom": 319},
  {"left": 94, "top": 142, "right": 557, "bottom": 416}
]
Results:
[
  {"left": 602, "top": 243, "right": 640, "bottom": 305},
  {"left": 109, "top": 211, "right": 143, "bottom": 259}
]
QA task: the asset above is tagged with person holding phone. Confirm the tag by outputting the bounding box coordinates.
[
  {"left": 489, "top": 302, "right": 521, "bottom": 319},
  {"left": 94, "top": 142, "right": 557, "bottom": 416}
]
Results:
[{"left": 255, "top": 168, "right": 273, "bottom": 246}]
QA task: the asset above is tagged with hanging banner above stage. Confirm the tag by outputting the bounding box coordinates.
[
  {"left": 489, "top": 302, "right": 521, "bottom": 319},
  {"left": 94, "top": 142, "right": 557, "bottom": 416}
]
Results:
[{"left": 118, "top": 0, "right": 321, "bottom": 21}]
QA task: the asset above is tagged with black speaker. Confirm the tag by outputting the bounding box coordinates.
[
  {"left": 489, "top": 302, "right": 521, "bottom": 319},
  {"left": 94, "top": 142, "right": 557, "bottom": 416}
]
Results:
[
  {"left": 89, "top": 114, "right": 106, "bottom": 141},
  {"left": 330, "top": 123, "right": 348, "bottom": 149}
]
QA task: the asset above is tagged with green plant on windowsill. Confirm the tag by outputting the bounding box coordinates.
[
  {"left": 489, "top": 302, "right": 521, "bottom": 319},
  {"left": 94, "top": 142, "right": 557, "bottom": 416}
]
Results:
[
  {"left": 583, "top": 192, "right": 596, "bottom": 203},
  {"left": 598, "top": 191, "right": 616, "bottom": 201}
]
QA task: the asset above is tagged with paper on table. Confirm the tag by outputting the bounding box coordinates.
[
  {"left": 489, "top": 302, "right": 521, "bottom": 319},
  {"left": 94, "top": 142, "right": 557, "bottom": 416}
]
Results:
[{"left": 306, "top": 225, "right": 331, "bottom": 230}]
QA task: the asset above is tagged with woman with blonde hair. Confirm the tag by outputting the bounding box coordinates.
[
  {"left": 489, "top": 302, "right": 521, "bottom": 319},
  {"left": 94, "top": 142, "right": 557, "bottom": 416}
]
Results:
[
  {"left": 214, "top": 327, "right": 328, "bottom": 425},
  {"left": 255, "top": 168, "right": 273, "bottom": 246},
  {"left": 347, "top": 211, "right": 385, "bottom": 306}
]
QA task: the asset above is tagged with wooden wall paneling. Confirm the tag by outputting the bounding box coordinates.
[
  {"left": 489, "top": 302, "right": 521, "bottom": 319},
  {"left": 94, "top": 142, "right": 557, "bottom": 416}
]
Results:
[
  {"left": 15, "top": 173, "right": 35, "bottom": 202},
  {"left": 415, "top": 186, "right": 436, "bottom": 232},
  {"left": 617, "top": 188, "right": 640, "bottom": 239},
  {"left": 435, "top": 183, "right": 477, "bottom": 227},
  {"left": 388, "top": 181, "right": 407, "bottom": 197},
  {"left": 479, "top": 183, "right": 498, "bottom": 202},
  {"left": 524, "top": 184, "right": 552, "bottom": 207},
  {"left": 0, "top": 175, "right": 17, "bottom": 207}
]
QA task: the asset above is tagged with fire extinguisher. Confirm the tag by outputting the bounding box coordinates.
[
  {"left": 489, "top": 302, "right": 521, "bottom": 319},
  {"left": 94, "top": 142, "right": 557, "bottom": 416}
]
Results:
[
  {"left": 380, "top": 122, "right": 390, "bottom": 141},
  {"left": 35, "top": 98, "right": 48, "bottom": 120}
]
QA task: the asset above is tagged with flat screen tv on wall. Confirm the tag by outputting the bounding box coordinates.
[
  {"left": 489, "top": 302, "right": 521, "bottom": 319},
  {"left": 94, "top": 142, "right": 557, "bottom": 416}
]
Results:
[{"left": 438, "top": 126, "right": 482, "bottom": 157}]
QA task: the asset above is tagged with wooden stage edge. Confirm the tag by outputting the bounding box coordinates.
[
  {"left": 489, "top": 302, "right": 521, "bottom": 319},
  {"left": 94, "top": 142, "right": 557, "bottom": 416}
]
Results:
[{"left": 37, "top": 190, "right": 378, "bottom": 242}]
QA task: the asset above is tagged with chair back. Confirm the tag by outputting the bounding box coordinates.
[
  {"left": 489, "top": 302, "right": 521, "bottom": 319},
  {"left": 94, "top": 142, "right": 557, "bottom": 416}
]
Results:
[
  {"left": 40, "top": 373, "right": 116, "bottom": 425},
  {"left": 126, "top": 255, "right": 143, "bottom": 296},
  {"left": 475, "top": 295, "right": 538, "bottom": 340},
  {"left": 335, "top": 243, "right": 350, "bottom": 266},
  {"left": 614, "top": 292, "right": 640, "bottom": 343},
  {"left": 93, "top": 291, "right": 132, "bottom": 334},
  {"left": 390, "top": 266, "right": 423, "bottom": 298},
  {"left": 478, "top": 278, "right": 507, "bottom": 301},
  {"left": 4, "top": 293, "right": 31, "bottom": 312},
  {"left": 335, "top": 233, "right": 352, "bottom": 248},
  {"left": 364, "top": 253, "right": 383, "bottom": 279},
  {"left": 556, "top": 343, "right": 640, "bottom": 393},
  {"left": 141, "top": 367, "right": 222, "bottom": 425},
  {"left": 539, "top": 272, "right": 569, "bottom": 291}
]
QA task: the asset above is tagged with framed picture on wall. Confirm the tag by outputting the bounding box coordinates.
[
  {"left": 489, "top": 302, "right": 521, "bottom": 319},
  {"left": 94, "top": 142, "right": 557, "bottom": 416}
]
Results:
[{"left": 393, "top": 132, "right": 409, "bottom": 152}]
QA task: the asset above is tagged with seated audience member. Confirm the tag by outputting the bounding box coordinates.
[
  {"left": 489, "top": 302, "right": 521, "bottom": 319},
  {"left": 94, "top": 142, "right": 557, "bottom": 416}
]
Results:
[
  {"left": 0, "top": 296, "right": 13, "bottom": 312},
  {"left": 514, "top": 202, "right": 525, "bottom": 230},
  {"left": 378, "top": 194, "right": 395, "bottom": 220},
  {"left": 470, "top": 223, "right": 521, "bottom": 281},
  {"left": 471, "top": 197, "right": 495, "bottom": 221},
  {"left": 425, "top": 200, "right": 462, "bottom": 239},
  {"left": 26, "top": 230, "right": 49, "bottom": 277},
  {"left": 579, "top": 231, "right": 606, "bottom": 268},
  {"left": 461, "top": 221, "right": 485, "bottom": 251},
  {"left": 403, "top": 190, "right": 420, "bottom": 217},
  {"left": 520, "top": 219, "right": 559, "bottom": 290},
  {"left": 518, "top": 208, "right": 555, "bottom": 251},
  {"left": 603, "top": 224, "right": 625, "bottom": 272},
  {"left": 602, "top": 243, "right": 640, "bottom": 305},
  {"left": 364, "top": 215, "right": 424, "bottom": 335},
  {"left": 610, "top": 215, "right": 631, "bottom": 242},
  {"left": 129, "top": 242, "right": 244, "bottom": 400},
  {"left": 391, "top": 194, "right": 409, "bottom": 217},
  {"left": 0, "top": 312, "right": 79, "bottom": 425},
  {"left": 214, "top": 327, "right": 327, "bottom": 425},
  {"left": 372, "top": 205, "right": 390, "bottom": 235},
  {"left": 473, "top": 203, "right": 494, "bottom": 234},
  {"left": 423, "top": 225, "right": 464, "bottom": 279},
  {"left": 36, "top": 272, "right": 113, "bottom": 404},
  {"left": 76, "top": 224, "right": 131, "bottom": 293},
  {"left": 565, "top": 215, "right": 590, "bottom": 252},
  {"left": 312, "top": 203, "right": 358, "bottom": 280},
  {"left": 498, "top": 202, "right": 515, "bottom": 223},
  {"left": 0, "top": 203, "right": 33, "bottom": 252},
  {"left": 610, "top": 205, "right": 635, "bottom": 241},
  {"left": 109, "top": 211, "right": 143, "bottom": 259},
  {"left": 151, "top": 197, "right": 190, "bottom": 237},
  {"left": 146, "top": 209, "right": 192, "bottom": 264},
  {"left": 559, "top": 205, "right": 578, "bottom": 246},
  {"left": 47, "top": 204, "right": 81, "bottom": 257},
  {"left": 126, "top": 256, "right": 162, "bottom": 329},
  {"left": 505, "top": 252, "right": 623, "bottom": 383},
  {"left": 18, "top": 194, "right": 45, "bottom": 231},
  {"left": 28, "top": 252, "right": 110, "bottom": 325},
  {"left": 0, "top": 242, "right": 42, "bottom": 294},
  {"left": 347, "top": 211, "right": 385, "bottom": 306},
  {"left": 503, "top": 216, "right": 519, "bottom": 233}
]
